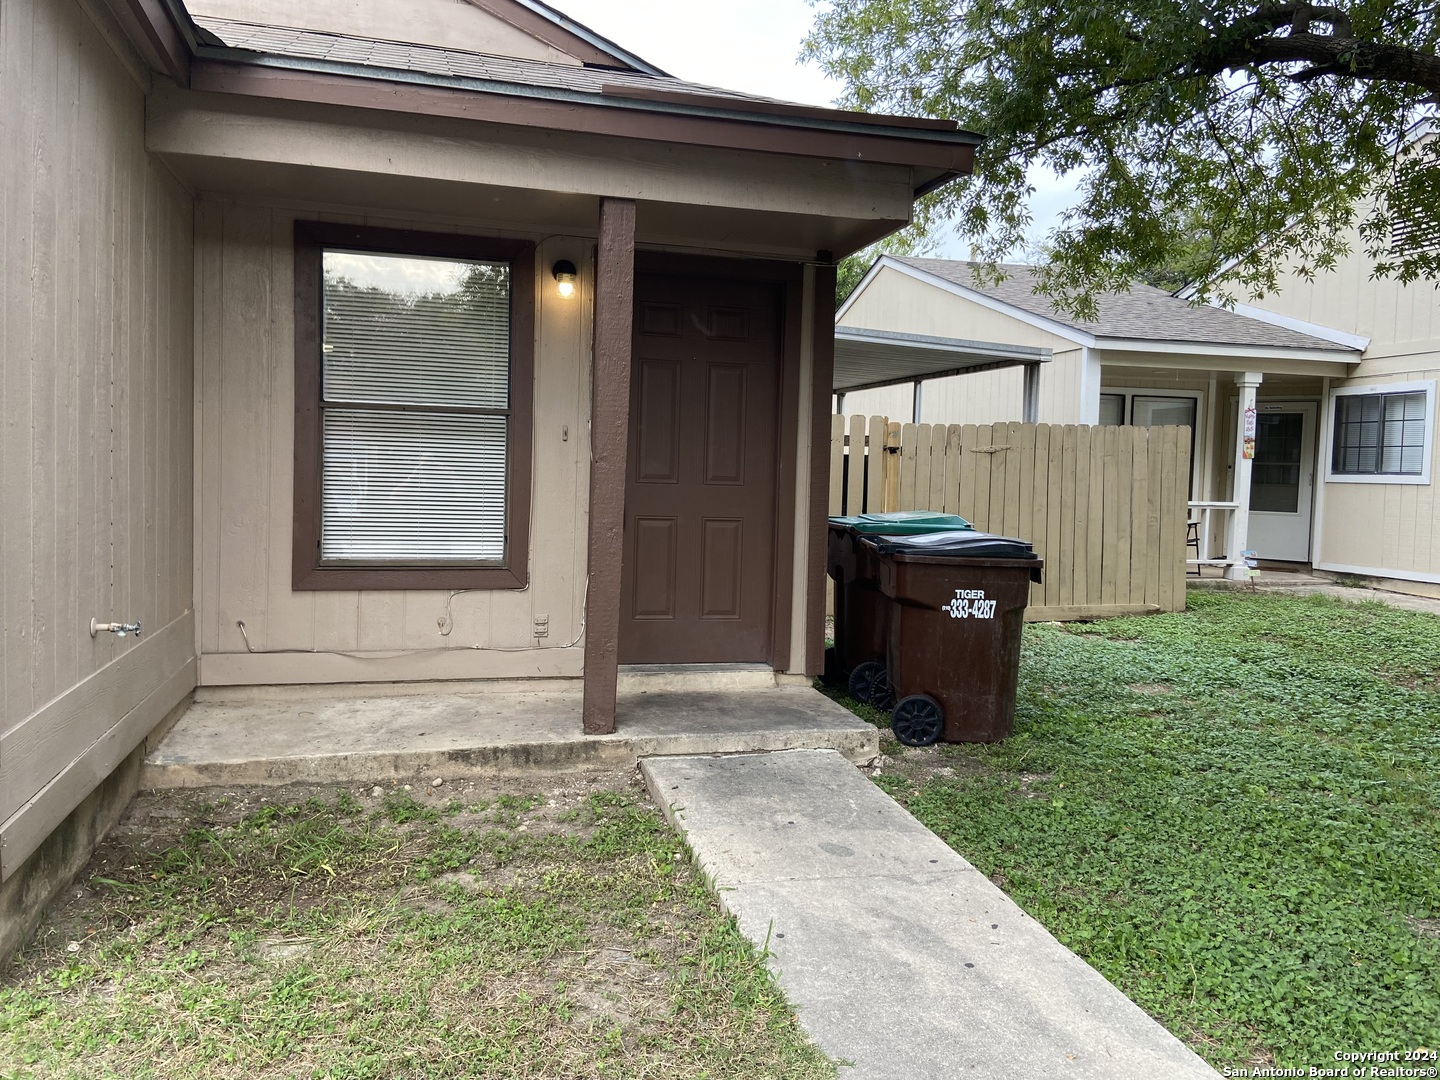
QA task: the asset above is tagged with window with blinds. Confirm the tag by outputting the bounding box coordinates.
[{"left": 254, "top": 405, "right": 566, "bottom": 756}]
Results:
[
  {"left": 1331, "top": 390, "right": 1428, "bottom": 476},
  {"left": 320, "top": 250, "right": 511, "bottom": 565}
]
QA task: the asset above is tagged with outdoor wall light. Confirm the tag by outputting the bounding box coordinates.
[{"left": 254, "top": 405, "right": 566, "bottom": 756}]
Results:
[{"left": 552, "top": 260, "right": 577, "bottom": 299}]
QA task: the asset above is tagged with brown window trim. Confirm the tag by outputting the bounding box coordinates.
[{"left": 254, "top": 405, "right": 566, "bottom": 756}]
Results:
[{"left": 292, "top": 220, "right": 535, "bottom": 591}]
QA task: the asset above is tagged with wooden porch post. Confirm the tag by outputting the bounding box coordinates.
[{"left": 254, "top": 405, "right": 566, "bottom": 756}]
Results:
[
  {"left": 804, "top": 262, "right": 838, "bottom": 676},
  {"left": 1225, "top": 371, "right": 1263, "bottom": 581},
  {"left": 583, "top": 197, "right": 636, "bottom": 733}
]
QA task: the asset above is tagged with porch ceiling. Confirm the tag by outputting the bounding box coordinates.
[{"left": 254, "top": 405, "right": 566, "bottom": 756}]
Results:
[{"left": 833, "top": 326, "right": 1050, "bottom": 392}]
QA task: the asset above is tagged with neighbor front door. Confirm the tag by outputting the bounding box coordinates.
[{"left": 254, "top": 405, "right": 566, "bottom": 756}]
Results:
[
  {"left": 618, "top": 272, "right": 782, "bottom": 664},
  {"left": 1247, "top": 401, "right": 1317, "bottom": 562}
]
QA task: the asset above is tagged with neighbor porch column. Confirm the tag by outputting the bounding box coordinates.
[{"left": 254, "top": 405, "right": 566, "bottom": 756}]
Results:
[
  {"left": 1225, "top": 371, "right": 1264, "bottom": 581},
  {"left": 582, "top": 197, "right": 636, "bottom": 734}
]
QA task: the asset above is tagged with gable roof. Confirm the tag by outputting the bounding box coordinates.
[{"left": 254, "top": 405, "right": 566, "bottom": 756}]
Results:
[
  {"left": 893, "top": 258, "right": 1358, "bottom": 353},
  {"left": 194, "top": 17, "right": 789, "bottom": 106},
  {"left": 112, "top": 0, "right": 980, "bottom": 195}
]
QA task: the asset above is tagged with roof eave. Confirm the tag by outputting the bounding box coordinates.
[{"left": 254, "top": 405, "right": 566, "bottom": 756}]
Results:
[
  {"left": 1093, "top": 337, "right": 1360, "bottom": 363},
  {"left": 186, "top": 53, "right": 980, "bottom": 173}
]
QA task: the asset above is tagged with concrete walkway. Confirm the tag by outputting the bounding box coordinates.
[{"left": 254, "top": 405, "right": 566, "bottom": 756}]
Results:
[
  {"left": 642, "top": 750, "right": 1219, "bottom": 1080},
  {"left": 1191, "top": 574, "right": 1440, "bottom": 616},
  {"left": 142, "top": 683, "right": 877, "bottom": 788}
]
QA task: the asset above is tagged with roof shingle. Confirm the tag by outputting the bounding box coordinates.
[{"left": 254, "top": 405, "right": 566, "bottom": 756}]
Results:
[
  {"left": 194, "top": 16, "right": 815, "bottom": 110},
  {"left": 895, "top": 258, "right": 1357, "bottom": 352}
]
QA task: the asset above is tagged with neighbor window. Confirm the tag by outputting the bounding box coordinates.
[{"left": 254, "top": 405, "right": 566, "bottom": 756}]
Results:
[
  {"left": 292, "top": 223, "right": 535, "bottom": 590},
  {"left": 1329, "top": 383, "right": 1434, "bottom": 484}
]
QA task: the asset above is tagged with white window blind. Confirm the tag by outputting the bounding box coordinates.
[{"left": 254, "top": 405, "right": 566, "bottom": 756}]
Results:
[{"left": 320, "top": 251, "right": 511, "bottom": 565}]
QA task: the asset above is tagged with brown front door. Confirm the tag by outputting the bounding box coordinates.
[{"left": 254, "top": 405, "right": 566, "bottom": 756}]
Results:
[{"left": 618, "top": 272, "right": 782, "bottom": 664}]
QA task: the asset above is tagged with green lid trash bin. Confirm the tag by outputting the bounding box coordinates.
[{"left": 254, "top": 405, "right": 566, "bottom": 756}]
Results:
[{"left": 825, "top": 512, "right": 971, "bottom": 701}]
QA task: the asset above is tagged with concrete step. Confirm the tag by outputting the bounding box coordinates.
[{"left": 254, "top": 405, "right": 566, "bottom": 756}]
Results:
[
  {"left": 141, "top": 685, "right": 878, "bottom": 789},
  {"left": 641, "top": 749, "right": 1220, "bottom": 1080}
]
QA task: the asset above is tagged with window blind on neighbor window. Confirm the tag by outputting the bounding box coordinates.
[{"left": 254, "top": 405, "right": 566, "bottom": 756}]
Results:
[
  {"left": 1332, "top": 391, "right": 1427, "bottom": 475},
  {"left": 319, "top": 251, "right": 511, "bottom": 564}
]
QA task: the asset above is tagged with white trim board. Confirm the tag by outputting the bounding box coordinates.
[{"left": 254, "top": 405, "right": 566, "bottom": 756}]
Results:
[
  {"left": 1315, "top": 561, "right": 1440, "bottom": 586},
  {"left": 1229, "top": 303, "right": 1370, "bottom": 351}
]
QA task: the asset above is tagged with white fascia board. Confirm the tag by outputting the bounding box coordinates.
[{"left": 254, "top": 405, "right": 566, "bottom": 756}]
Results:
[
  {"left": 1227, "top": 303, "right": 1370, "bottom": 351},
  {"left": 871, "top": 257, "right": 1096, "bottom": 346},
  {"left": 1094, "top": 337, "right": 1359, "bottom": 364}
]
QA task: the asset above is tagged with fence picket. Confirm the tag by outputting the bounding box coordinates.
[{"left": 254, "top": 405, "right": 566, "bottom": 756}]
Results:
[
  {"left": 1086, "top": 424, "right": 1106, "bottom": 607},
  {"left": 865, "top": 415, "right": 888, "bottom": 514},
  {"left": 898, "top": 423, "right": 918, "bottom": 510},
  {"left": 1045, "top": 425, "right": 1066, "bottom": 608},
  {"left": 1101, "top": 426, "right": 1122, "bottom": 606},
  {"left": 884, "top": 422, "right": 902, "bottom": 511},
  {"left": 829, "top": 413, "right": 845, "bottom": 516},
  {"left": 846, "top": 414, "right": 865, "bottom": 515},
  {"left": 942, "top": 425, "right": 963, "bottom": 516},
  {"left": 829, "top": 416, "right": 1188, "bottom": 619},
  {"left": 1072, "top": 425, "right": 1091, "bottom": 611}
]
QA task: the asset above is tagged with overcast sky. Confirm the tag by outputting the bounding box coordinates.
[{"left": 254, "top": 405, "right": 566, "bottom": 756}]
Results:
[{"left": 556, "top": 0, "right": 1078, "bottom": 259}]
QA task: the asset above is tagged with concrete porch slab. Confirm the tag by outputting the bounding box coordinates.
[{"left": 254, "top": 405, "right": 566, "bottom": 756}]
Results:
[{"left": 140, "top": 684, "right": 878, "bottom": 789}]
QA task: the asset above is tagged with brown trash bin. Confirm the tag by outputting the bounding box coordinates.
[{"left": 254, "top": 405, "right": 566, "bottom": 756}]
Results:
[
  {"left": 827, "top": 513, "right": 971, "bottom": 704},
  {"left": 872, "top": 533, "right": 1043, "bottom": 745}
]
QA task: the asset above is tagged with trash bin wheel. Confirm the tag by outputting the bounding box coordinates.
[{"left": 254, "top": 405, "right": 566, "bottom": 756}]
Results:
[
  {"left": 848, "top": 661, "right": 894, "bottom": 710},
  {"left": 891, "top": 694, "right": 944, "bottom": 747},
  {"left": 822, "top": 646, "right": 845, "bottom": 688}
]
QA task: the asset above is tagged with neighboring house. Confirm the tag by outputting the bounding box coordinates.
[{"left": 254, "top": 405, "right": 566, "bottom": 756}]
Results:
[
  {"left": 0, "top": 0, "right": 976, "bottom": 954},
  {"left": 835, "top": 254, "right": 1440, "bottom": 594}
]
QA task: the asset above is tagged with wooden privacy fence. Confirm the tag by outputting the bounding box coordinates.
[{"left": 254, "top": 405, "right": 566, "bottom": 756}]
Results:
[{"left": 829, "top": 415, "right": 1192, "bottom": 621}]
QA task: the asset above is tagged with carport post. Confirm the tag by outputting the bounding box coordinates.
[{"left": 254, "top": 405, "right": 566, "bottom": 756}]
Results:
[
  {"left": 583, "top": 197, "right": 636, "bottom": 734},
  {"left": 1022, "top": 362, "right": 1041, "bottom": 424}
]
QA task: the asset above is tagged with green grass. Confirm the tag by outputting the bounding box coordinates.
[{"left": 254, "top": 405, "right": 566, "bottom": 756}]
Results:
[
  {"left": 834, "top": 590, "right": 1440, "bottom": 1069},
  {"left": 0, "top": 781, "right": 833, "bottom": 1080}
]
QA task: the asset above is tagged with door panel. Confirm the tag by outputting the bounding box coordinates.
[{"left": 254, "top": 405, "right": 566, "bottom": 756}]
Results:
[
  {"left": 1248, "top": 401, "right": 1317, "bottom": 562},
  {"left": 619, "top": 274, "right": 782, "bottom": 663}
]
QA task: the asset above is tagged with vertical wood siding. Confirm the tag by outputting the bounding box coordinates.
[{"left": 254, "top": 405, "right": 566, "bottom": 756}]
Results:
[
  {"left": 195, "top": 201, "right": 592, "bottom": 684},
  {"left": 1, "top": 0, "right": 195, "bottom": 875}
]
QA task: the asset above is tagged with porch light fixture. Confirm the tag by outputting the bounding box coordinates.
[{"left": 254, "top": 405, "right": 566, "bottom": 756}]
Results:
[{"left": 552, "top": 260, "right": 577, "bottom": 299}]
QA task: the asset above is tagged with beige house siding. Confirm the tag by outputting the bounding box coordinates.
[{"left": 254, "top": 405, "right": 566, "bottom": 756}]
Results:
[
  {"left": 194, "top": 200, "right": 595, "bottom": 685},
  {"left": 836, "top": 266, "right": 1083, "bottom": 424},
  {"left": 841, "top": 347, "right": 1086, "bottom": 425},
  {"left": 1, "top": 0, "right": 195, "bottom": 875},
  {"left": 1240, "top": 224, "right": 1440, "bottom": 581},
  {"left": 839, "top": 265, "right": 1075, "bottom": 351},
  {"left": 196, "top": 200, "right": 822, "bottom": 685},
  {"left": 1315, "top": 367, "right": 1440, "bottom": 581},
  {"left": 1246, "top": 214, "right": 1440, "bottom": 371}
]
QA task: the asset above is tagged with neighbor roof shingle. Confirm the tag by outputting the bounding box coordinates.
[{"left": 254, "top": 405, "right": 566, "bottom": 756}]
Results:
[{"left": 895, "top": 259, "right": 1357, "bottom": 352}]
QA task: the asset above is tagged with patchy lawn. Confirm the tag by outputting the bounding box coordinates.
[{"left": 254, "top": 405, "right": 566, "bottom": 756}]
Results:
[
  {"left": 826, "top": 590, "right": 1440, "bottom": 1071},
  {"left": 0, "top": 772, "right": 833, "bottom": 1080}
]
